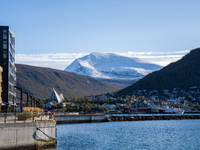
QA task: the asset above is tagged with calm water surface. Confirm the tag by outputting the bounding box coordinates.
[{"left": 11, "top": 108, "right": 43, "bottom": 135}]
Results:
[{"left": 48, "top": 120, "right": 200, "bottom": 150}]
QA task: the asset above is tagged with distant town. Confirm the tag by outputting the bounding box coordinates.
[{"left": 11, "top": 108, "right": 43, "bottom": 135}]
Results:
[{"left": 43, "top": 86, "right": 200, "bottom": 114}]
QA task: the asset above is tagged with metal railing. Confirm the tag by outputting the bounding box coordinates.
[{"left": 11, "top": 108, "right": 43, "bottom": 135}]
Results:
[{"left": 0, "top": 112, "right": 54, "bottom": 123}]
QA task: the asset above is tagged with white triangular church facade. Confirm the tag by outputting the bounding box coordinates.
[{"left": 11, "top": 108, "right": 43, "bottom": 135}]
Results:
[{"left": 48, "top": 88, "right": 63, "bottom": 104}]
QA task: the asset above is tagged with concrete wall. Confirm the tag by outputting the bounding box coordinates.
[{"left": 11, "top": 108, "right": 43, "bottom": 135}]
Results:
[
  {"left": 35, "top": 121, "right": 56, "bottom": 140},
  {"left": 0, "top": 121, "right": 56, "bottom": 149},
  {"left": 55, "top": 114, "right": 106, "bottom": 124}
]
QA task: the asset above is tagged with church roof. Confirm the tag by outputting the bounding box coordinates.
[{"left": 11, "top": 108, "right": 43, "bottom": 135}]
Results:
[
  {"left": 59, "top": 93, "right": 64, "bottom": 101},
  {"left": 48, "top": 88, "right": 63, "bottom": 104}
]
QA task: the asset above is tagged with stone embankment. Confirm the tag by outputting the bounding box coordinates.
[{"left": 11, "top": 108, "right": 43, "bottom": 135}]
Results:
[{"left": 109, "top": 115, "right": 200, "bottom": 122}]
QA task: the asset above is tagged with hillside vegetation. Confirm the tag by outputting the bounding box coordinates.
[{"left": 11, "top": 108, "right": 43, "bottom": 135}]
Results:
[
  {"left": 119, "top": 48, "right": 200, "bottom": 94},
  {"left": 16, "top": 64, "right": 120, "bottom": 99}
]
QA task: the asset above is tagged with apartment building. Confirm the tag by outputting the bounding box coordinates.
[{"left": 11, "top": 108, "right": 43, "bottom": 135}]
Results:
[{"left": 0, "top": 26, "right": 16, "bottom": 112}]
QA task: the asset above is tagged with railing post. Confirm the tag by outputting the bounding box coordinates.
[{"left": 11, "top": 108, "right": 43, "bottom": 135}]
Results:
[
  {"left": 26, "top": 93, "right": 29, "bottom": 107},
  {"left": 20, "top": 89, "right": 23, "bottom": 113},
  {"left": 33, "top": 113, "right": 34, "bottom": 122},
  {"left": 14, "top": 113, "right": 16, "bottom": 123},
  {"left": 24, "top": 112, "right": 26, "bottom": 122},
  {"left": 14, "top": 86, "right": 23, "bottom": 113},
  {"left": 30, "top": 96, "right": 33, "bottom": 107},
  {"left": 4, "top": 114, "right": 7, "bottom": 123},
  {"left": 33, "top": 98, "right": 36, "bottom": 108}
]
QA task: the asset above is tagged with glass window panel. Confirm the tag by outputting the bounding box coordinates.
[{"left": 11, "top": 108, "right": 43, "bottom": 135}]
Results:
[
  {"left": 3, "top": 61, "right": 7, "bottom": 66},
  {"left": 3, "top": 30, "right": 7, "bottom": 39},
  {"left": 3, "top": 41, "right": 7, "bottom": 49},
  {"left": 3, "top": 51, "right": 7, "bottom": 59}
]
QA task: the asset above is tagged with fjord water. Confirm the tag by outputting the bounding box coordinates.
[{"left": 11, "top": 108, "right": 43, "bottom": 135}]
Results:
[{"left": 51, "top": 120, "right": 200, "bottom": 150}]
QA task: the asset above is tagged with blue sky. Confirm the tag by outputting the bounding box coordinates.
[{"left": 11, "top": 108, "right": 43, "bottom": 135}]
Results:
[{"left": 1, "top": 0, "right": 199, "bottom": 69}]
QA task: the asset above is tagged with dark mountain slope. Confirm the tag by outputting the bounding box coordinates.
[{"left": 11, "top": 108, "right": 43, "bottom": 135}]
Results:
[
  {"left": 119, "top": 48, "right": 200, "bottom": 94},
  {"left": 16, "top": 64, "right": 120, "bottom": 99}
]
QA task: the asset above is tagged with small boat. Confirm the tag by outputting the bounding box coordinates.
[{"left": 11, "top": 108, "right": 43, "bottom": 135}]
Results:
[
  {"left": 150, "top": 105, "right": 161, "bottom": 113},
  {"left": 174, "top": 108, "right": 185, "bottom": 114},
  {"left": 159, "top": 106, "right": 184, "bottom": 114}
]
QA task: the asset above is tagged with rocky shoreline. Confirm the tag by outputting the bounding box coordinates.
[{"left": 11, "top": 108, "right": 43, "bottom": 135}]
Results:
[{"left": 108, "top": 115, "right": 200, "bottom": 122}]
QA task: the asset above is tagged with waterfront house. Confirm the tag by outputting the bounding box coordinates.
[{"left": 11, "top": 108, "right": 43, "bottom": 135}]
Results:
[{"left": 99, "top": 95, "right": 108, "bottom": 101}]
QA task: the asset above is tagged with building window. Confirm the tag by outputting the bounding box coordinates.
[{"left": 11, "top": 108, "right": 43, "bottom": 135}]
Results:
[
  {"left": 3, "top": 51, "right": 7, "bottom": 59},
  {"left": 3, "top": 41, "right": 7, "bottom": 49},
  {"left": 3, "top": 61, "right": 7, "bottom": 66},
  {"left": 3, "top": 30, "right": 7, "bottom": 39}
]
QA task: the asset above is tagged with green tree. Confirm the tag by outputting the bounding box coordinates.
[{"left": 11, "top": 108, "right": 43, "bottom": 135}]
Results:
[
  {"left": 186, "top": 95, "right": 192, "bottom": 102},
  {"left": 117, "top": 97, "right": 124, "bottom": 103},
  {"left": 79, "top": 106, "right": 84, "bottom": 111},
  {"left": 80, "top": 97, "right": 85, "bottom": 103},
  {"left": 194, "top": 104, "right": 200, "bottom": 109},
  {"left": 152, "top": 98, "right": 155, "bottom": 103},
  {"left": 137, "top": 96, "right": 145, "bottom": 100},
  {"left": 99, "top": 99, "right": 105, "bottom": 105},
  {"left": 40, "top": 102, "right": 45, "bottom": 108},
  {"left": 65, "top": 98, "right": 70, "bottom": 102},
  {"left": 66, "top": 106, "right": 73, "bottom": 112},
  {"left": 74, "top": 105, "right": 79, "bottom": 111},
  {"left": 188, "top": 102, "right": 193, "bottom": 108}
]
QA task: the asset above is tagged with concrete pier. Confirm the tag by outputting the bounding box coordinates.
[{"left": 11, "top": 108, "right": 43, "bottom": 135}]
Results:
[
  {"left": 55, "top": 114, "right": 106, "bottom": 124},
  {"left": 0, "top": 121, "right": 57, "bottom": 150},
  {"left": 54, "top": 114, "right": 200, "bottom": 124}
]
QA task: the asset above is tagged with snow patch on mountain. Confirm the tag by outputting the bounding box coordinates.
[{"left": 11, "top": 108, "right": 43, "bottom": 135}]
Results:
[{"left": 65, "top": 52, "right": 162, "bottom": 79}]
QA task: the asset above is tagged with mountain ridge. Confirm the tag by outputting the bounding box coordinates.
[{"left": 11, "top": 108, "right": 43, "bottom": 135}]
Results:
[
  {"left": 118, "top": 47, "right": 200, "bottom": 94},
  {"left": 16, "top": 64, "right": 121, "bottom": 100}
]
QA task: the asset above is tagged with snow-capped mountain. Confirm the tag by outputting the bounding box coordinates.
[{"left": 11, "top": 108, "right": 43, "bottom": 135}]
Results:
[{"left": 64, "top": 52, "right": 162, "bottom": 80}]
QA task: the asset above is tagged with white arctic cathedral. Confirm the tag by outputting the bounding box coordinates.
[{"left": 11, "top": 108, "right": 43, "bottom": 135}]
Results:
[{"left": 45, "top": 88, "right": 64, "bottom": 108}]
